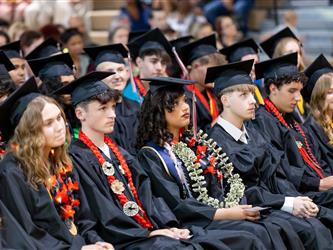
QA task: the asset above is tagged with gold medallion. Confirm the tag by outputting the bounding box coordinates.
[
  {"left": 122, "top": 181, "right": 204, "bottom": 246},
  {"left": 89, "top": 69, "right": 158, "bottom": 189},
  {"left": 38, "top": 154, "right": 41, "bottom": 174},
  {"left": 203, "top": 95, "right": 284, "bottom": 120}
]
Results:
[
  {"left": 66, "top": 220, "right": 77, "bottom": 235},
  {"left": 123, "top": 201, "right": 139, "bottom": 217},
  {"left": 102, "top": 161, "right": 115, "bottom": 176},
  {"left": 296, "top": 141, "right": 303, "bottom": 149},
  {"left": 111, "top": 180, "right": 125, "bottom": 194}
]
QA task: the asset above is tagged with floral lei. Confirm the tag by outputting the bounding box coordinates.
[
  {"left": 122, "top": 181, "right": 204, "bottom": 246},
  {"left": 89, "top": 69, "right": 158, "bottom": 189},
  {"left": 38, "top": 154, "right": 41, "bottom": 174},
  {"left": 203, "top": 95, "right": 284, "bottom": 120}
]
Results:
[
  {"left": 79, "top": 130, "right": 153, "bottom": 229},
  {"left": 0, "top": 133, "right": 6, "bottom": 159},
  {"left": 47, "top": 164, "right": 80, "bottom": 235},
  {"left": 171, "top": 130, "right": 245, "bottom": 208},
  {"left": 264, "top": 97, "right": 325, "bottom": 179}
]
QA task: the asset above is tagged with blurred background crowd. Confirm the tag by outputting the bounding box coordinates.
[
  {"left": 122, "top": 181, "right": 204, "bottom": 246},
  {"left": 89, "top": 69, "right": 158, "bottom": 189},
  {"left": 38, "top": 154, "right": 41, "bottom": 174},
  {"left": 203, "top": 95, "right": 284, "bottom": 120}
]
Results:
[{"left": 0, "top": 0, "right": 332, "bottom": 77}]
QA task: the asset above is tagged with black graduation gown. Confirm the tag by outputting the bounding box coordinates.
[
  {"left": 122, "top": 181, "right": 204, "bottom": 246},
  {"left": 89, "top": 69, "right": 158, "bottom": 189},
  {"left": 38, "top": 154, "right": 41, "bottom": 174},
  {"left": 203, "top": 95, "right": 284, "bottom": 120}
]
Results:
[
  {"left": 208, "top": 122, "right": 333, "bottom": 249},
  {"left": 252, "top": 106, "right": 333, "bottom": 209},
  {"left": 110, "top": 96, "right": 140, "bottom": 157},
  {"left": 138, "top": 144, "right": 290, "bottom": 250},
  {"left": 0, "top": 153, "right": 99, "bottom": 250},
  {"left": 0, "top": 200, "right": 38, "bottom": 249},
  {"left": 303, "top": 115, "right": 333, "bottom": 176},
  {"left": 69, "top": 139, "right": 232, "bottom": 250}
]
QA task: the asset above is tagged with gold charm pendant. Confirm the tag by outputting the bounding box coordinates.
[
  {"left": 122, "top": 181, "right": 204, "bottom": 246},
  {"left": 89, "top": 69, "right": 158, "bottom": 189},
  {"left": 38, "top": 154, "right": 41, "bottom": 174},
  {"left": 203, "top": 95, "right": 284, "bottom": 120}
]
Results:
[
  {"left": 123, "top": 201, "right": 139, "bottom": 217},
  {"left": 102, "top": 161, "right": 115, "bottom": 176},
  {"left": 111, "top": 180, "right": 125, "bottom": 194},
  {"left": 66, "top": 220, "right": 78, "bottom": 235}
]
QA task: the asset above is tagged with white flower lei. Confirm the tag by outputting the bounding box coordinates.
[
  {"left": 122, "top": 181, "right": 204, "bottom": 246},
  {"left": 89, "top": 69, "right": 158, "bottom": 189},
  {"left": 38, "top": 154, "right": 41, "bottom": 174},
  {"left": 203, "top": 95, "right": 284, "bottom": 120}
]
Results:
[{"left": 171, "top": 131, "right": 245, "bottom": 208}]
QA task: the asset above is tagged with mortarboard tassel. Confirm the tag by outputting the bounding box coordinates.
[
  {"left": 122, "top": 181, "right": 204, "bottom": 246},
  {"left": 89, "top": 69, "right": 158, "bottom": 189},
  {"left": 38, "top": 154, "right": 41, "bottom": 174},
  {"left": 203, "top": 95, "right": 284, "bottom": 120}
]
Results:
[{"left": 172, "top": 47, "right": 197, "bottom": 138}]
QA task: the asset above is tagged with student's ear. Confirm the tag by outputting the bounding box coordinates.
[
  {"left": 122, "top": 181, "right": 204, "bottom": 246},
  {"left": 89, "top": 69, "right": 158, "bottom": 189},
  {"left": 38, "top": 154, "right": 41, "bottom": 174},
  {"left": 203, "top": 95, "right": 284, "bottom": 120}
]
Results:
[
  {"left": 269, "top": 83, "right": 278, "bottom": 96},
  {"left": 220, "top": 95, "right": 230, "bottom": 108},
  {"left": 75, "top": 106, "right": 86, "bottom": 122},
  {"left": 136, "top": 57, "right": 143, "bottom": 67}
]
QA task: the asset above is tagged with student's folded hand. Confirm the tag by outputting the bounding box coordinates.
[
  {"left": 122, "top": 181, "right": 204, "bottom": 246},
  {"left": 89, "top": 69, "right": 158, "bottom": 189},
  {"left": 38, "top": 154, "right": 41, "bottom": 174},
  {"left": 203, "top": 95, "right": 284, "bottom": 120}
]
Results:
[
  {"left": 169, "top": 228, "right": 192, "bottom": 239},
  {"left": 293, "top": 196, "right": 318, "bottom": 218},
  {"left": 81, "top": 242, "right": 114, "bottom": 250},
  {"left": 149, "top": 229, "right": 180, "bottom": 239}
]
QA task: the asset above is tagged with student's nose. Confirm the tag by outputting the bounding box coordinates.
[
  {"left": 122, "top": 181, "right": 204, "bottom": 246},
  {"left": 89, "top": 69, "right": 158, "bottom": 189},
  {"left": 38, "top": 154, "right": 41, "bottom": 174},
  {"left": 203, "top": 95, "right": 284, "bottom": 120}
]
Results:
[{"left": 294, "top": 91, "right": 301, "bottom": 101}]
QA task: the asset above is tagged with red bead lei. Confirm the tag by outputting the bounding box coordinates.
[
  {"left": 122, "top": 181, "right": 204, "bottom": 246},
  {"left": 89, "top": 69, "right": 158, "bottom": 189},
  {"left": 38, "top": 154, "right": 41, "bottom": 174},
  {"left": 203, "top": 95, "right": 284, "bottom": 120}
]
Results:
[
  {"left": 264, "top": 98, "right": 325, "bottom": 179},
  {"left": 78, "top": 130, "right": 153, "bottom": 229},
  {"left": 48, "top": 165, "right": 80, "bottom": 225}
]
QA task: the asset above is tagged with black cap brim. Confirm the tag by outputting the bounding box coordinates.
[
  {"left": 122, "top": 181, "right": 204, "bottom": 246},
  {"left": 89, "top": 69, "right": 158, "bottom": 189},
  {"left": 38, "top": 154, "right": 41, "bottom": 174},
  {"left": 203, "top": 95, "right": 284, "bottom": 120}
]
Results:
[
  {"left": 127, "top": 28, "right": 173, "bottom": 60},
  {"left": 260, "top": 26, "right": 299, "bottom": 58},
  {"left": 0, "top": 40, "right": 22, "bottom": 58},
  {"left": 141, "top": 76, "right": 195, "bottom": 95},
  {"left": 25, "top": 38, "right": 60, "bottom": 60},
  {"left": 220, "top": 38, "right": 259, "bottom": 63},
  {"left": 178, "top": 34, "right": 217, "bottom": 66},
  {"left": 28, "top": 53, "right": 74, "bottom": 78},
  {"left": 84, "top": 43, "right": 128, "bottom": 66},
  {"left": 205, "top": 59, "right": 254, "bottom": 96},
  {"left": 302, "top": 54, "right": 333, "bottom": 102},
  {"left": 0, "top": 77, "right": 40, "bottom": 140},
  {"left": 0, "top": 51, "right": 15, "bottom": 79},
  {"left": 255, "top": 52, "right": 298, "bottom": 80},
  {"left": 54, "top": 71, "right": 114, "bottom": 106}
]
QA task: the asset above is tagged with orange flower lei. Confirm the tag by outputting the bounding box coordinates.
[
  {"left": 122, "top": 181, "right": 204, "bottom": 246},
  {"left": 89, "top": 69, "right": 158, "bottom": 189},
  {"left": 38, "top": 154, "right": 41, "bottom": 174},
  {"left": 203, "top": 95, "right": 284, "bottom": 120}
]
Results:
[
  {"left": 48, "top": 165, "right": 80, "bottom": 227},
  {"left": 78, "top": 130, "right": 153, "bottom": 229}
]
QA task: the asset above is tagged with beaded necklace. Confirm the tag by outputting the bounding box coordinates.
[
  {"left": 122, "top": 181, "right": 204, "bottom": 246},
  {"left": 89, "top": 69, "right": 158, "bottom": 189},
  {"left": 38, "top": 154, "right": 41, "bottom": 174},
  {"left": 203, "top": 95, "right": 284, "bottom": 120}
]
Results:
[{"left": 264, "top": 98, "right": 325, "bottom": 179}]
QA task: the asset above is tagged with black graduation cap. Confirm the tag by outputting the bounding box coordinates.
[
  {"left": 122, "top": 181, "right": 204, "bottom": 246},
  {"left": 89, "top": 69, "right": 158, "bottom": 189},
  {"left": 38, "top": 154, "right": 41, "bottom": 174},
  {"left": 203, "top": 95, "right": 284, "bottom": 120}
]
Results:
[
  {"left": 0, "top": 40, "right": 22, "bottom": 59},
  {"left": 205, "top": 59, "right": 254, "bottom": 96},
  {"left": 178, "top": 34, "right": 217, "bottom": 66},
  {"left": 128, "top": 30, "right": 148, "bottom": 43},
  {"left": 28, "top": 53, "right": 74, "bottom": 79},
  {"left": 260, "top": 27, "right": 299, "bottom": 58},
  {"left": 141, "top": 76, "right": 195, "bottom": 95},
  {"left": 25, "top": 38, "right": 60, "bottom": 60},
  {"left": 0, "top": 77, "right": 40, "bottom": 140},
  {"left": 302, "top": 54, "right": 333, "bottom": 103},
  {"left": 220, "top": 38, "right": 259, "bottom": 63},
  {"left": 54, "top": 71, "right": 114, "bottom": 106},
  {"left": 169, "top": 35, "right": 193, "bottom": 51},
  {"left": 255, "top": 52, "right": 298, "bottom": 80},
  {"left": 84, "top": 43, "right": 128, "bottom": 67},
  {"left": 127, "top": 28, "right": 173, "bottom": 60},
  {"left": 0, "top": 51, "right": 15, "bottom": 80}
]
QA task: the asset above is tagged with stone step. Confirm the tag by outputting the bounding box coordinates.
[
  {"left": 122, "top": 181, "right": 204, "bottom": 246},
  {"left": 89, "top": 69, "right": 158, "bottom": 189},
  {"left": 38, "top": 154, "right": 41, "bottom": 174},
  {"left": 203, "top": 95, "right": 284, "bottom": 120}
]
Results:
[
  {"left": 89, "top": 10, "right": 120, "bottom": 31},
  {"left": 90, "top": 30, "right": 108, "bottom": 45},
  {"left": 93, "top": 0, "right": 124, "bottom": 10}
]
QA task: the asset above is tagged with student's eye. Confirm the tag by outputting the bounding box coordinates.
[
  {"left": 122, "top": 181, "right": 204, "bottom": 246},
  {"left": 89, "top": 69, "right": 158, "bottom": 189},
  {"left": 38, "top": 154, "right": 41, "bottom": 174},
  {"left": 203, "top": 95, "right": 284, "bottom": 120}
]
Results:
[
  {"left": 45, "top": 121, "right": 53, "bottom": 127},
  {"left": 288, "top": 89, "right": 296, "bottom": 94},
  {"left": 99, "top": 106, "right": 106, "bottom": 111},
  {"left": 56, "top": 115, "right": 62, "bottom": 121}
]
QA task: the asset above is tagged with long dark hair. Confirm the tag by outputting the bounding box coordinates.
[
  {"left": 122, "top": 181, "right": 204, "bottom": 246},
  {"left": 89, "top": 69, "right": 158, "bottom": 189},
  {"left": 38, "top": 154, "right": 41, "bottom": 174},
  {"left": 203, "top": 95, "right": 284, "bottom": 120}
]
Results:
[{"left": 136, "top": 86, "right": 185, "bottom": 148}]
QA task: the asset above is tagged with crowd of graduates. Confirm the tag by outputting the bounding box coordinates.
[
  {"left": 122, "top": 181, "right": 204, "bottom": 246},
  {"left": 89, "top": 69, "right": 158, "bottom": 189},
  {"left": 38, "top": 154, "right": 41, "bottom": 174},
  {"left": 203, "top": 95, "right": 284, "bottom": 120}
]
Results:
[{"left": 1, "top": 14, "right": 333, "bottom": 249}]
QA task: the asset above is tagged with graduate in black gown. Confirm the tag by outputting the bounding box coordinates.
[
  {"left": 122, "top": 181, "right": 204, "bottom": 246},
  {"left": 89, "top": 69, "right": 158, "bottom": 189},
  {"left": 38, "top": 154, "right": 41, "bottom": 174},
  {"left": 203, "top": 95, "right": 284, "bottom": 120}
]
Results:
[
  {"left": 219, "top": 38, "right": 265, "bottom": 104},
  {"left": 251, "top": 52, "right": 333, "bottom": 210},
  {"left": 0, "top": 51, "right": 16, "bottom": 158},
  {"left": 178, "top": 34, "right": 225, "bottom": 132},
  {"left": 301, "top": 54, "right": 333, "bottom": 175},
  {"left": 27, "top": 49, "right": 82, "bottom": 137},
  {"left": 136, "top": 76, "right": 304, "bottom": 250},
  {"left": 127, "top": 28, "right": 173, "bottom": 101},
  {"left": 56, "top": 71, "right": 236, "bottom": 250},
  {"left": 0, "top": 40, "right": 26, "bottom": 87},
  {"left": 0, "top": 78, "right": 114, "bottom": 249},
  {"left": 260, "top": 27, "right": 307, "bottom": 122},
  {"left": 206, "top": 60, "right": 333, "bottom": 249},
  {"left": 84, "top": 43, "right": 140, "bottom": 156}
]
